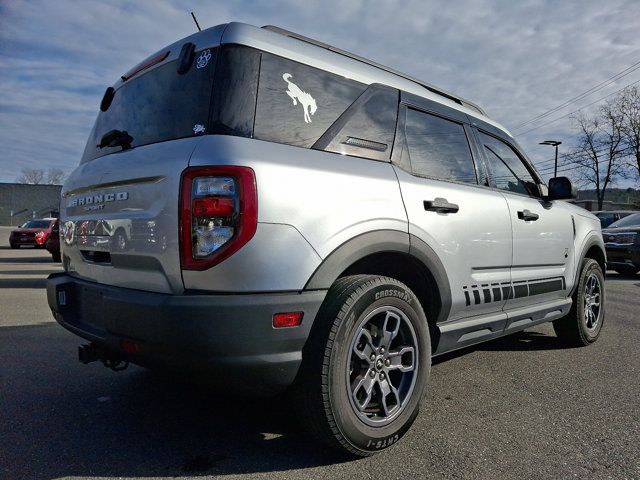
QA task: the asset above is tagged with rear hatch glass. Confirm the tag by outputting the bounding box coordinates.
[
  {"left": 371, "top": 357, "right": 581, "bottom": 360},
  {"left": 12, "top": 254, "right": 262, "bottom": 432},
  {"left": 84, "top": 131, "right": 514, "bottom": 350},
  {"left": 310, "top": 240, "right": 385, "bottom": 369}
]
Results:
[{"left": 81, "top": 48, "right": 217, "bottom": 163}]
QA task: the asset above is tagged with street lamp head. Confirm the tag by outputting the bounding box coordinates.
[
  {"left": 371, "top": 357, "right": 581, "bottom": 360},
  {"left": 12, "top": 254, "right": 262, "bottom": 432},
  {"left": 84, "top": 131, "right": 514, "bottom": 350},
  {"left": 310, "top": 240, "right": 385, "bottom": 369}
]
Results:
[{"left": 540, "top": 140, "right": 562, "bottom": 147}]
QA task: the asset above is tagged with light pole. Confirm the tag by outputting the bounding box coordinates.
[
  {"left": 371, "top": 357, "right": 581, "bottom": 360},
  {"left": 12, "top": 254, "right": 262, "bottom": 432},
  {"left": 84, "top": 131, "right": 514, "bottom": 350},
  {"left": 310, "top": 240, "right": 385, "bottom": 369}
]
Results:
[{"left": 539, "top": 140, "right": 562, "bottom": 178}]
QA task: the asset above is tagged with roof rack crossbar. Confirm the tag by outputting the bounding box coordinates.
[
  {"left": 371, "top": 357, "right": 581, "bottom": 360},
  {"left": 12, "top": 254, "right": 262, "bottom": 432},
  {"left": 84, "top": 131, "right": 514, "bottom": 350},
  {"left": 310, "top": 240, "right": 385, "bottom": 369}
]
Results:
[{"left": 261, "top": 25, "right": 486, "bottom": 116}]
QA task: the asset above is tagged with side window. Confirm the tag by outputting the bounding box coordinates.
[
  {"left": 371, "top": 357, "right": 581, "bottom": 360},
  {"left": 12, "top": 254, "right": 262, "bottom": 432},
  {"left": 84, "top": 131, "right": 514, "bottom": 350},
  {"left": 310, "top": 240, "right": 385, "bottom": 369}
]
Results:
[
  {"left": 313, "top": 84, "right": 398, "bottom": 161},
  {"left": 404, "top": 108, "right": 477, "bottom": 183},
  {"left": 478, "top": 132, "right": 538, "bottom": 196},
  {"left": 254, "top": 53, "right": 366, "bottom": 148}
]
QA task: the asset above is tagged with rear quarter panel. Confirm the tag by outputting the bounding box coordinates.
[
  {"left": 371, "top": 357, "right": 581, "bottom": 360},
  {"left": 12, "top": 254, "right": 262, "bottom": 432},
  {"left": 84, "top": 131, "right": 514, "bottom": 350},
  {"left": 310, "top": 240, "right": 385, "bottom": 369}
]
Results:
[{"left": 184, "top": 135, "right": 408, "bottom": 292}]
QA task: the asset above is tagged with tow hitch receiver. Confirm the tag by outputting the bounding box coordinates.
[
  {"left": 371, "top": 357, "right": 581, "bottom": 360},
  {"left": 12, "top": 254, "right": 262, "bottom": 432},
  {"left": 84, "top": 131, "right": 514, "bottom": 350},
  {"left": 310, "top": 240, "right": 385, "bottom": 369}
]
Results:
[{"left": 78, "top": 343, "right": 129, "bottom": 372}]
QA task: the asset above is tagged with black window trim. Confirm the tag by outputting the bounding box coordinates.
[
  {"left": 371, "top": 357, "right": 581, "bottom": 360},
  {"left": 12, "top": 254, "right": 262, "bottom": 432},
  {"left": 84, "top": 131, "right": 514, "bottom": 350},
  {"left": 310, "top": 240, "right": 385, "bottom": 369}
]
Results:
[
  {"left": 311, "top": 82, "right": 400, "bottom": 163},
  {"left": 471, "top": 126, "right": 545, "bottom": 199},
  {"left": 392, "top": 103, "right": 484, "bottom": 186}
]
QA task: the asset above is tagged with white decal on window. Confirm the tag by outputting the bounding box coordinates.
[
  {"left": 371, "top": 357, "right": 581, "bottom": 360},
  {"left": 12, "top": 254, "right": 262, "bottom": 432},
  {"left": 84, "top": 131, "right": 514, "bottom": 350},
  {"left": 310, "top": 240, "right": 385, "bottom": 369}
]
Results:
[
  {"left": 196, "top": 50, "right": 211, "bottom": 69},
  {"left": 282, "top": 73, "right": 317, "bottom": 123},
  {"left": 193, "top": 124, "right": 206, "bottom": 135}
]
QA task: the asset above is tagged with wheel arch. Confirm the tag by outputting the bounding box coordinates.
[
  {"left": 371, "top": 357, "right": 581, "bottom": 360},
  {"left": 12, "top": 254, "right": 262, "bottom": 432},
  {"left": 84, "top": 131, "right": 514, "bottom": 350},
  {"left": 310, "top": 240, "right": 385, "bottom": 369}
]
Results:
[
  {"left": 304, "top": 230, "right": 452, "bottom": 350},
  {"left": 572, "top": 234, "right": 606, "bottom": 295}
]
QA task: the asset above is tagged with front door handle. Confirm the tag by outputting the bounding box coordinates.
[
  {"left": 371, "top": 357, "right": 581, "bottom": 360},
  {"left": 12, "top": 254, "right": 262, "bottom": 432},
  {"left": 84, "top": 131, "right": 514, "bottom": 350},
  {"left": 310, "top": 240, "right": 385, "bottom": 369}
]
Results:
[
  {"left": 517, "top": 209, "right": 539, "bottom": 221},
  {"left": 424, "top": 198, "right": 459, "bottom": 214}
]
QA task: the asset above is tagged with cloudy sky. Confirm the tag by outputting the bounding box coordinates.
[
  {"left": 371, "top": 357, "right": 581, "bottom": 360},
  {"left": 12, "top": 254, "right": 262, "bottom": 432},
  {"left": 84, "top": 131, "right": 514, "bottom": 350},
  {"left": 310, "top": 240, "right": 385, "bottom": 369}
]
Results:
[{"left": 1, "top": 0, "right": 639, "bottom": 185}]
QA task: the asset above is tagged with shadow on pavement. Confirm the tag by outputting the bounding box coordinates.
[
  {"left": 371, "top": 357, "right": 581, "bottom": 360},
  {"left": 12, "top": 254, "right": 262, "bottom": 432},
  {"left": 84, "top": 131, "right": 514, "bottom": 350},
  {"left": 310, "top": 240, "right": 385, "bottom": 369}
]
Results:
[
  {"left": 0, "top": 269, "right": 60, "bottom": 276},
  {"left": 0, "top": 256, "right": 53, "bottom": 264},
  {"left": 606, "top": 272, "right": 640, "bottom": 281},
  {"left": 0, "top": 277, "right": 48, "bottom": 288},
  {"left": 476, "top": 330, "right": 566, "bottom": 352},
  {"left": 0, "top": 324, "right": 351, "bottom": 479},
  {"left": 433, "top": 330, "right": 564, "bottom": 366}
]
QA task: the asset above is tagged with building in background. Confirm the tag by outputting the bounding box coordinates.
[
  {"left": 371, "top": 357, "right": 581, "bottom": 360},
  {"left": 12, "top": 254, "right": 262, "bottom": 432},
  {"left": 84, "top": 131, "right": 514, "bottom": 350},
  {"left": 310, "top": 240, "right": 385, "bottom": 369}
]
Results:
[
  {"left": 571, "top": 188, "right": 640, "bottom": 212},
  {"left": 0, "top": 183, "right": 62, "bottom": 225}
]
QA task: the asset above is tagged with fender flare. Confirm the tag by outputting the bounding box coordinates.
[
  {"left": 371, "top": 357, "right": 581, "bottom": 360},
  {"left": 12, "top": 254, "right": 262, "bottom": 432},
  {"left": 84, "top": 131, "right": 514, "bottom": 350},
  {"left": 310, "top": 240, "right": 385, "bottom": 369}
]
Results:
[
  {"left": 304, "top": 230, "right": 452, "bottom": 323},
  {"left": 571, "top": 233, "right": 606, "bottom": 295}
]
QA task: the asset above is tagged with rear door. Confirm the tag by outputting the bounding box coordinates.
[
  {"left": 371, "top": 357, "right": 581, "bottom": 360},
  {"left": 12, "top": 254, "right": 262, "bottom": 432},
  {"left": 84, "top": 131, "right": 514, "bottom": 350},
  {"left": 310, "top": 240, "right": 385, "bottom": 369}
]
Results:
[
  {"left": 474, "top": 130, "right": 574, "bottom": 309},
  {"left": 394, "top": 98, "right": 513, "bottom": 327}
]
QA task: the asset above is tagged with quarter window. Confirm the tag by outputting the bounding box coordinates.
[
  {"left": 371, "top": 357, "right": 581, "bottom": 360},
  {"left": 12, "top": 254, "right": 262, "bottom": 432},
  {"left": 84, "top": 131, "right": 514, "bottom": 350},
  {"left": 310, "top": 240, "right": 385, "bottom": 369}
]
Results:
[
  {"left": 404, "top": 109, "right": 477, "bottom": 183},
  {"left": 478, "top": 132, "right": 538, "bottom": 196},
  {"left": 254, "top": 53, "right": 365, "bottom": 148},
  {"left": 314, "top": 85, "right": 399, "bottom": 161}
]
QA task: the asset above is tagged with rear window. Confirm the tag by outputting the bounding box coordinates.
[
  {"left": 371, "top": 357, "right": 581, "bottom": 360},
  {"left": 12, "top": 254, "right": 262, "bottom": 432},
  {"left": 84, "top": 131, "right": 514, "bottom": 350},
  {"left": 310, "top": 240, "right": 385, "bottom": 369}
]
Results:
[{"left": 81, "top": 48, "right": 217, "bottom": 163}]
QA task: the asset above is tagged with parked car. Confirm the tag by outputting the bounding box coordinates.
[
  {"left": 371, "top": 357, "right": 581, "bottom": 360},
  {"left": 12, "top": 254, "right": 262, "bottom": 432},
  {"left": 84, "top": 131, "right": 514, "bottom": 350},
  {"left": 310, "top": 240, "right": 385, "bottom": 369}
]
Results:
[
  {"left": 603, "top": 212, "right": 640, "bottom": 275},
  {"left": 45, "top": 219, "right": 61, "bottom": 262},
  {"left": 47, "top": 22, "right": 607, "bottom": 456},
  {"left": 593, "top": 210, "right": 639, "bottom": 229},
  {"left": 9, "top": 218, "right": 57, "bottom": 248}
]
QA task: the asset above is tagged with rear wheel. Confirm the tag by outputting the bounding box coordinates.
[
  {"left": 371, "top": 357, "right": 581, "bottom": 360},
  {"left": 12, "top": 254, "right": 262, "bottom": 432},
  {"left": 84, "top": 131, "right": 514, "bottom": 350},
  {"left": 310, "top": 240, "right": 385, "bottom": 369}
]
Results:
[
  {"left": 294, "top": 275, "right": 430, "bottom": 456},
  {"left": 51, "top": 252, "right": 61, "bottom": 262},
  {"left": 10, "top": 243, "right": 18, "bottom": 249},
  {"left": 554, "top": 259, "right": 605, "bottom": 347}
]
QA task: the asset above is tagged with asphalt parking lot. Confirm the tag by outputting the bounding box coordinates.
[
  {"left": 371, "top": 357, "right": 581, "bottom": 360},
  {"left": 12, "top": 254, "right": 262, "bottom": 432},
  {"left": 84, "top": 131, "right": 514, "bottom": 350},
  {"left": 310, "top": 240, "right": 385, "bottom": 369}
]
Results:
[{"left": 0, "top": 225, "right": 639, "bottom": 480}]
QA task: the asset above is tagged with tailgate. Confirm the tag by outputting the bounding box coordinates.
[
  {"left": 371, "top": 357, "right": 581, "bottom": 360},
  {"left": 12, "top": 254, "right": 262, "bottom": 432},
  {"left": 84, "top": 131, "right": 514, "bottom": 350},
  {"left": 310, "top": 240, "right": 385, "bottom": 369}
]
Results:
[{"left": 61, "top": 138, "right": 202, "bottom": 294}]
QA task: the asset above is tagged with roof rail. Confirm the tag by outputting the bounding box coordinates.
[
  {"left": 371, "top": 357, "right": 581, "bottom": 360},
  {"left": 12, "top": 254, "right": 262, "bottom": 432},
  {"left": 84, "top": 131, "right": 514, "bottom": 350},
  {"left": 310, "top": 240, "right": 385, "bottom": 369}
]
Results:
[{"left": 262, "top": 25, "right": 486, "bottom": 116}]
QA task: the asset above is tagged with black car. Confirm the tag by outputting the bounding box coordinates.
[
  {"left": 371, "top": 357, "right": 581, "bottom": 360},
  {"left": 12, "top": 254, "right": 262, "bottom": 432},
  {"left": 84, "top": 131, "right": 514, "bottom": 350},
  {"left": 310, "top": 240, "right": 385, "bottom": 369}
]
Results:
[{"left": 603, "top": 213, "right": 640, "bottom": 275}]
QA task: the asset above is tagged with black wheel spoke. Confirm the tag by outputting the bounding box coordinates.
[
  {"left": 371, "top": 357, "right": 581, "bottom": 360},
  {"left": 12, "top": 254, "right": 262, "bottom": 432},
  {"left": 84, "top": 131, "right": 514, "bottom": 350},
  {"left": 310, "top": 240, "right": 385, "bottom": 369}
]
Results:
[
  {"left": 387, "top": 346, "right": 416, "bottom": 373},
  {"left": 351, "top": 373, "right": 376, "bottom": 411},
  {"left": 379, "top": 311, "right": 401, "bottom": 350}
]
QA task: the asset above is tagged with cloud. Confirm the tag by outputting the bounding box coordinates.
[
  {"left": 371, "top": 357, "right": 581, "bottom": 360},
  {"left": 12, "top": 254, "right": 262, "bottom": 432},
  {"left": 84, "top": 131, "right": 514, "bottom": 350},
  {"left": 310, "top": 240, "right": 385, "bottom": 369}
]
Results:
[{"left": 1, "top": 0, "right": 639, "bottom": 183}]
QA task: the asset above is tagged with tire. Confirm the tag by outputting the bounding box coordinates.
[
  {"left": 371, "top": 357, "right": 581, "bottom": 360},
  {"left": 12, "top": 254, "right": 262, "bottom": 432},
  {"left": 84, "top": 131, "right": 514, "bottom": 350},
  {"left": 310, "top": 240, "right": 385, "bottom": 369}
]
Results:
[
  {"left": 51, "top": 252, "right": 61, "bottom": 262},
  {"left": 614, "top": 266, "right": 639, "bottom": 276},
  {"left": 10, "top": 243, "right": 19, "bottom": 249},
  {"left": 553, "top": 258, "right": 605, "bottom": 347},
  {"left": 294, "top": 275, "right": 431, "bottom": 456}
]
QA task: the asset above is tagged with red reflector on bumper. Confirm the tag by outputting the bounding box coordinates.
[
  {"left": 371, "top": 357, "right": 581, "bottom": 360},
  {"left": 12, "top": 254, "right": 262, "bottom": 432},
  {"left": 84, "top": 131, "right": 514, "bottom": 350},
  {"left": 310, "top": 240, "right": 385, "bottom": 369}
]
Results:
[{"left": 273, "top": 312, "right": 304, "bottom": 328}]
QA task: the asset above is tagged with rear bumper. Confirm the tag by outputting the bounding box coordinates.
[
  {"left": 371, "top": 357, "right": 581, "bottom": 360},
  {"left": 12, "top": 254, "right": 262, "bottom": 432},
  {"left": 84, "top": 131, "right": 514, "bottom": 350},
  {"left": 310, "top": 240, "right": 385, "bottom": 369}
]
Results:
[{"left": 46, "top": 273, "right": 327, "bottom": 395}]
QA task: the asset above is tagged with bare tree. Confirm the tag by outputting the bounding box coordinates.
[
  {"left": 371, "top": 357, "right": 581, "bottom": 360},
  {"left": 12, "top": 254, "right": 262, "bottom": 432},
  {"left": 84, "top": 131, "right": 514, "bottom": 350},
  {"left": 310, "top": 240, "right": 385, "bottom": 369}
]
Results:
[
  {"left": 46, "top": 168, "right": 65, "bottom": 185},
  {"left": 16, "top": 167, "right": 45, "bottom": 184},
  {"left": 616, "top": 85, "right": 640, "bottom": 179},
  {"left": 569, "top": 103, "right": 627, "bottom": 210}
]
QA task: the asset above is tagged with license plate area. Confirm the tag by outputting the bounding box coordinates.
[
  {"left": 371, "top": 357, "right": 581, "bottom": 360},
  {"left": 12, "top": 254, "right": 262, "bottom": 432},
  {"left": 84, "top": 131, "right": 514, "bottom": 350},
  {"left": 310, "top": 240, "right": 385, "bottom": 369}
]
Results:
[{"left": 77, "top": 285, "right": 106, "bottom": 331}]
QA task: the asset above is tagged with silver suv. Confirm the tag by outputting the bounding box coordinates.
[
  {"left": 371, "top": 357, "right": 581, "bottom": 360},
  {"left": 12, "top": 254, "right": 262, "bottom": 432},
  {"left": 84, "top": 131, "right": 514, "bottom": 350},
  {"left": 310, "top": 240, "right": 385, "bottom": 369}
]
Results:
[{"left": 47, "top": 23, "right": 606, "bottom": 456}]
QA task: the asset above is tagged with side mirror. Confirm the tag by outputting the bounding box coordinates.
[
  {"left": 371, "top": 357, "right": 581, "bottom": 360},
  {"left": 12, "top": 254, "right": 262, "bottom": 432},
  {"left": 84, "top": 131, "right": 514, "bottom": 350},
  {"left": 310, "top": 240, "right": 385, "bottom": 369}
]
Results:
[{"left": 547, "top": 176, "right": 577, "bottom": 200}]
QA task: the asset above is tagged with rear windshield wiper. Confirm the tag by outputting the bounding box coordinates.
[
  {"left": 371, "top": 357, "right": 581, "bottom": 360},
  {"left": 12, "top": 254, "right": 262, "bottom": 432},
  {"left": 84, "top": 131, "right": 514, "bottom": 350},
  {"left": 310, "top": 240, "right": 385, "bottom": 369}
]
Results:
[{"left": 98, "top": 129, "right": 133, "bottom": 150}]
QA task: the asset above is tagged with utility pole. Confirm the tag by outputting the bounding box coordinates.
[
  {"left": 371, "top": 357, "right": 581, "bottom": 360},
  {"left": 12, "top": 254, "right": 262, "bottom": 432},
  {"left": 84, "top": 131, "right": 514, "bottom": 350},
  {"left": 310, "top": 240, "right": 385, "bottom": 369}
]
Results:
[{"left": 540, "top": 140, "right": 562, "bottom": 177}]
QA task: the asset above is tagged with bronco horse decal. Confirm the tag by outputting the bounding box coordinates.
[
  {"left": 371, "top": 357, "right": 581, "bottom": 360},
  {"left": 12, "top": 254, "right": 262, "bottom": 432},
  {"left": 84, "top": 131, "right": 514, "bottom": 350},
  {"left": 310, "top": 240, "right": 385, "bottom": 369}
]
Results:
[{"left": 282, "top": 73, "right": 318, "bottom": 123}]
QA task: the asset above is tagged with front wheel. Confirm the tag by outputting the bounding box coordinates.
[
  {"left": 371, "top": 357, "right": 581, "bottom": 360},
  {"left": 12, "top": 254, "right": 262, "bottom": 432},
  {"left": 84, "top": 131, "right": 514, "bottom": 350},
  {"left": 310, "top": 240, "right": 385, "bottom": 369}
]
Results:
[
  {"left": 553, "top": 259, "right": 605, "bottom": 347},
  {"left": 294, "top": 275, "right": 431, "bottom": 456}
]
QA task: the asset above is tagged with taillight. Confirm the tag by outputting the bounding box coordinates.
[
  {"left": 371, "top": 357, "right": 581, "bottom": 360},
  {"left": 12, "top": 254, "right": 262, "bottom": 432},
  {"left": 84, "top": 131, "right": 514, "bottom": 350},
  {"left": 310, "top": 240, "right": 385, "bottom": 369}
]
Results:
[{"left": 180, "top": 166, "right": 257, "bottom": 270}]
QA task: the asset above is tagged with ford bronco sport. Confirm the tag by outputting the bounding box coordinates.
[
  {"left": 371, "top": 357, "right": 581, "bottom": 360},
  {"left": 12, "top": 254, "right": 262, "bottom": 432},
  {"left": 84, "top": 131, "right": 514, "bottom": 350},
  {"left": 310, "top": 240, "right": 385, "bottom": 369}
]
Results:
[{"left": 47, "top": 22, "right": 607, "bottom": 456}]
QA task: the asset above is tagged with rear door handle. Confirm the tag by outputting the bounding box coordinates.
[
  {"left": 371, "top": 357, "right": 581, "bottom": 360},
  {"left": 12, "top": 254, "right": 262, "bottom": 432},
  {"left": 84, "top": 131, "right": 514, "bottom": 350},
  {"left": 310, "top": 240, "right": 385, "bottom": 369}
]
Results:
[
  {"left": 423, "top": 198, "right": 459, "bottom": 214},
  {"left": 517, "top": 209, "right": 539, "bottom": 221}
]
